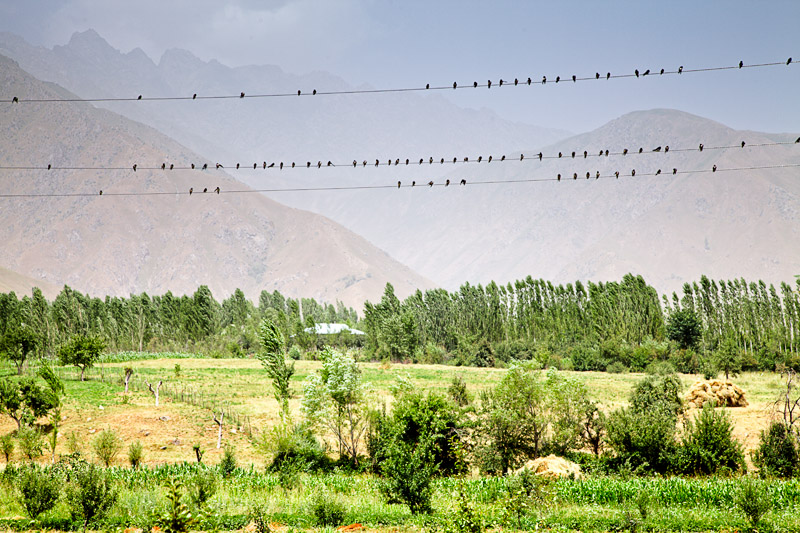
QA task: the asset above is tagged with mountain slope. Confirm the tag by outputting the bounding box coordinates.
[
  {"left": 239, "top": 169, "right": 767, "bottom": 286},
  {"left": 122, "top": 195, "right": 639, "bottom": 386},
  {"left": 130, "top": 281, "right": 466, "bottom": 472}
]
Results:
[{"left": 0, "top": 54, "right": 433, "bottom": 307}]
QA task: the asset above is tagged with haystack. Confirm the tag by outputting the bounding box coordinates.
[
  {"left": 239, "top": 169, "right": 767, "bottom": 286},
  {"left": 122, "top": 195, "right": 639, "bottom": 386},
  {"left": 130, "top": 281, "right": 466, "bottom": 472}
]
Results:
[
  {"left": 515, "top": 454, "right": 583, "bottom": 479},
  {"left": 685, "top": 380, "right": 748, "bottom": 408}
]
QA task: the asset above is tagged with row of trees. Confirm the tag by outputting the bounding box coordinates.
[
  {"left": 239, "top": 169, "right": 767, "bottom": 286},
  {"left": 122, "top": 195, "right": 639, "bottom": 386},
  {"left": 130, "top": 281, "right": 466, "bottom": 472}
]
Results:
[{"left": 0, "top": 285, "right": 358, "bottom": 361}]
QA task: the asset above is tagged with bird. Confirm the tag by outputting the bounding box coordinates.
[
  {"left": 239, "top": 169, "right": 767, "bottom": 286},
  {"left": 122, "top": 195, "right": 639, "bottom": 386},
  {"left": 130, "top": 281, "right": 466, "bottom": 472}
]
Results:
[
  {"left": 538, "top": 152, "right": 543, "bottom": 161},
  {"left": 478, "top": 156, "right": 482, "bottom": 163},
  {"left": 193, "top": 94, "right": 197, "bottom": 99},
  {"left": 412, "top": 181, "right": 416, "bottom": 186},
  {"left": 397, "top": 181, "right": 401, "bottom": 189},
  {"left": 713, "top": 165, "right": 717, "bottom": 172},
  {"left": 638, "top": 147, "right": 643, "bottom": 153},
  {"left": 313, "top": 89, "right": 317, "bottom": 95},
  {"left": 520, "top": 154, "right": 524, "bottom": 161},
  {"left": 664, "top": 146, "right": 669, "bottom": 153},
  {"left": 660, "top": 68, "right": 665, "bottom": 75},
  {"left": 499, "top": 79, "right": 504, "bottom": 86},
  {"left": 464, "top": 157, "right": 469, "bottom": 162},
  {"left": 297, "top": 90, "right": 301, "bottom": 95},
  {"left": 215, "top": 187, "right": 220, "bottom": 194},
  {"left": 631, "top": 169, "right": 636, "bottom": 176},
  {"left": 428, "top": 180, "right": 434, "bottom": 187},
  {"left": 132, "top": 164, "right": 137, "bottom": 172},
  {"left": 440, "top": 158, "right": 444, "bottom": 164},
  {"left": 527, "top": 77, "right": 532, "bottom": 85},
  {"left": 11, "top": 96, "right": 18, "bottom": 103},
  {"left": 487, "top": 80, "right": 492, "bottom": 89},
  {"left": 446, "top": 179, "right": 450, "bottom": 186},
  {"left": 573, "top": 173, "right": 578, "bottom": 180},
  {"left": 453, "top": 82, "right": 457, "bottom": 89},
  {"left": 796, "top": 137, "right": 800, "bottom": 143},
  {"left": 280, "top": 162, "right": 284, "bottom": 169},
  {"left": 615, "top": 171, "right": 619, "bottom": 178},
  {"left": 429, "top": 157, "right": 434, "bottom": 164},
  {"left": 741, "top": 141, "right": 746, "bottom": 148},
  {"left": 788, "top": 58, "right": 793, "bottom": 65},
  {"left": 189, "top": 187, "right": 193, "bottom": 195},
  {"left": 514, "top": 78, "right": 518, "bottom": 86},
  {"left": 699, "top": 143, "right": 704, "bottom": 151},
  {"left": 606, "top": 72, "right": 611, "bottom": 80},
  {"left": 46, "top": 163, "right": 52, "bottom": 170},
  {"left": 673, "top": 168, "right": 677, "bottom": 175},
  {"left": 406, "top": 159, "right": 410, "bottom": 165},
  {"left": 488, "top": 156, "right": 493, "bottom": 163},
  {"left": 623, "top": 149, "right": 628, "bottom": 155},
  {"left": 426, "top": 83, "right": 430, "bottom": 89},
  {"left": 559, "top": 152, "right": 563, "bottom": 158},
  {"left": 99, "top": 190, "right": 102, "bottom": 195},
  {"left": 317, "top": 161, "right": 321, "bottom": 168},
  {"left": 542, "top": 76, "right": 547, "bottom": 84},
  {"left": 191, "top": 163, "right": 195, "bottom": 169},
  {"left": 240, "top": 92, "right": 245, "bottom": 98},
  {"left": 605, "top": 150, "right": 609, "bottom": 156},
  {"left": 643, "top": 69, "right": 650, "bottom": 76},
  {"left": 739, "top": 61, "right": 743, "bottom": 69},
  {"left": 473, "top": 81, "right": 478, "bottom": 88},
  {"left": 653, "top": 146, "right": 662, "bottom": 152},
  {"left": 453, "top": 157, "right": 457, "bottom": 164},
  {"left": 678, "top": 66, "right": 683, "bottom": 74},
  {"left": 137, "top": 95, "right": 142, "bottom": 100},
  {"left": 599, "top": 150, "right": 603, "bottom": 156},
  {"left": 216, "top": 163, "right": 222, "bottom": 169},
  {"left": 236, "top": 163, "right": 240, "bottom": 169},
  {"left": 583, "top": 150, "right": 588, "bottom": 158},
  {"left": 161, "top": 163, "right": 166, "bottom": 170},
  {"left": 352, "top": 160, "right": 357, "bottom": 167},
  {"left": 203, "top": 187, "right": 207, "bottom": 193},
  {"left": 555, "top": 76, "right": 560, "bottom": 83},
  {"left": 419, "top": 158, "right": 424, "bottom": 165},
  {"left": 635, "top": 69, "right": 640, "bottom": 77},
  {"left": 596, "top": 171, "right": 600, "bottom": 179},
  {"left": 656, "top": 169, "right": 661, "bottom": 175},
  {"left": 307, "top": 162, "right": 311, "bottom": 168},
  {"left": 596, "top": 72, "right": 600, "bottom": 79},
  {"left": 572, "top": 75, "right": 576, "bottom": 82},
  {"left": 557, "top": 173, "right": 561, "bottom": 181},
  {"left": 268, "top": 162, "right": 274, "bottom": 169},
  {"left": 376, "top": 159, "right": 380, "bottom": 167},
  {"left": 291, "top": 162, "right": 295, "bottom": 168},
  {"left": 586, "top": 172, "right": 590, "bottom": 179},
  {"left": 571, "top": 151, "right": 575, "bottom": 158},
  {"left": 501, "top": 155, "right": 506, "bottom": 161},
  {"left": 395, "top": 159, "right": 399, "bottom": 166},
  {"left": 170, "top": 164, "right": 174, "bottom": 170},
  {"left": 460, "top": 179, "right": 466, "bottom": 185}
]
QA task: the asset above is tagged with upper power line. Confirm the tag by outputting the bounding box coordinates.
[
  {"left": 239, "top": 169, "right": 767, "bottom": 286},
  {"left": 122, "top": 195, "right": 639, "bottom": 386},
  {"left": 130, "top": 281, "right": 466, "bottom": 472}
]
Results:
[{"left": 1, "top": 57, "right": 795, "bottom": 104}]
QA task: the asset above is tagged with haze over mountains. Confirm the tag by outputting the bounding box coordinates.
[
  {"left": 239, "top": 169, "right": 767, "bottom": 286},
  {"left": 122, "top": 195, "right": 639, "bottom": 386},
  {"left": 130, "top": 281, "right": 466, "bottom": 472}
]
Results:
[{"left": 1, "top": 30, "right": 798, "bottom": 305}]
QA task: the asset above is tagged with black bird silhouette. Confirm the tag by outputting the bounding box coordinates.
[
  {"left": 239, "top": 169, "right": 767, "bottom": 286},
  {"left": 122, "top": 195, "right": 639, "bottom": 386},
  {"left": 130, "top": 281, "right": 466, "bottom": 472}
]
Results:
[
  {"left": 215, "top": 187, "right": 220, "bottom": 194},
  {"left": 572, "top": 75, "right": 576, "bottom": 82},
  {"left": 623, "top": 149, "right": 628, "bottom": 155},
  {"left": 596, "top": 171, "right": 600, "bottom": 179},
  {"left": 542, "top": 76, "right": 546, "bottom": 84},
  {"left": 638, "top": 148, "right": 643, "bottom": 153},
  {"left": 520, "top": 154, "right": 524, "bottom": 161},
  {"left": 557, "top": 174, "right": 561, "bottom": 181},
  {"left": 395, "top": 159, "right": 399, "bottom": 166},
  {"left": 643, "top": 69, "right": 650, "bottom": 76},
  {"left": 203, "top": 187, "right": 207, "bottom": 193},
  {"left": 99, "top": 190, "right": 102, "bottom": 195},
  {"left": 474, "top": 81, "right": 478, "bottom": 88},
  {"left": 362, "top": 160, "right": 368, "bottom": 167},
  {"left": 428, "top": 181, "right": 434, "bottom": 187},
  {"left": 269, "top": 162, "right": 274, "bottom": 169},
  {"left": 240, "top": 92, "right": 245, "bottom": 98},
  {"left": 739, "top": 61, "right": 743, "bottom": 69},
  {"left": 487, "top": 80, "right": 492, "bottom": 88},
  {"left": 571, "top": 151, "right": 575, "bottom": 158},
  {"left": 306, "top": 162, "right": 311, "bottom": 168},
  {"left": 291, "top": 162, "right": 295, "bottom": 168},
  {"left": 678, "top": 66, "right": 683, "bottom": 74},
  {"left": 189, "top": 188, "right": 193, "bottom": 195},
  {"left": 170, "top": 164, "right": 174, "bottom": 170},
  {"left": 453, "top": 82, "right": 457, "bottom": 89},
  {"left": 699, "top": 143, "right": 704, "bottom": 151},
  {"left": 606, "top": 72, "right": 611, "bottom": 79},
  {"left": 555, "top": 76, "right": 560, "bottom": 83},
  {"left": 664, "top": 146, "right": 669, "bottom": 153},
  {"left": 712, "top": 165, "right": 717, "bottom": 172},
  {"left": 193, "top": 93, "right": 197, "bottom": 99},
  {"left": 376, "top": 159, "right": 380, "bottom": 167},
  {"left": 137, "top": 95, "right": 142, "bottom": 100},
  {"left": 429, "top": 157, "right": 434, "bottom": 164},
  {"left": 162, "top": 163, "right": 166, "bottom": 170},
  {"left": 656, "top": 169, "right": 661, "bottom": 175},
  {"left": 585, "top": 172, "right": 590, "bottom": 179},
  {"left": 635, "top": 69, "right": 639, "bottom": 77},
  {"left": 419, "top": 158, "right": 424, "bottom": 164},
  {"left": 191, "top": 163, "right": 195, "bottom": 169},
  {"left": 514, "top": 78, "right": 518, "bottom": 85},
  {"left": 488, "top": 156, "right": 493, "bottom": 163},
  {"left": 788, "top": 58, "right": 793, "bottom": 65},
  {"left": 426, "top": 83, "right": 430, "bottom": 89},
  {"left": 216, "top": 163, "right": 222, "bottom": 169},
  {"left": 583, "top": 150, "right": 588, "bottom": 158},
  {"left": 605, "top": 150, "right": 609, "bottom": 156},
  {"left": 741, "top": 141, "right": 746, "bottom": 148},
  {"left": 573, "top": 173, "right": 577, "bottom": 180},
  {"left": 795, "top": 137, "right": 800, "bottom": 143},
  {"left": 527, "top": 77, "right": 532, "bottom": 85},
  {"left": 464, "top": 157, "right": 469, "bottom": 162},
  {"left": 254, "top": 163, "right": 257, "bottom": 169},
  {"left": 673, "top": 168, "right": 677, "bottom": 175},
  {"left": 596, "top": 72, "right": 600, "bottom": 79},
  {"left": 538, "top": 152, "right": 543, "bottom": 161},
  {"left": 478, "top": 156, "right": 482, "bottom": 163},
  {"left": 11, "top": 96, "right": 18, "bottom": 103},
  {"left": 653, "top": 146, "right": 661, "bottom": 152},
  {"left": 317, "top": 161, "right": 322, "bottom": 168},
  {"left": 236, "top": 163, "right": 240, "bottom": 169},
  {"left": 660, "top": 68, "right": 665, "bottom": 75},
  {"left": 132, "top": 164, "right": 137, "bottom": 172},
  {"left": 446, "top": 179, "right": 450, "bottom": 186},
  {"left": 499, "top": 79, "right": 504, "bottom": 86},
  {"left": 599, "top": 150, "right": 603, "bottom": 156},
  {"left": 280, "top": 162, "right": 284, "bottom": 169},
  {"left": 352, "top": 160, "right": 357, "bottom": 167},
  {"left": 559, "top": 152, "right": 563, "bottom": 158},
  {"left": 501, "top": 155, "right": 506, "bottom": 161},
  {"left": 397, "top": 181, "right": 401, "bottom": 189},
  {"left": 631, "top": 169, "right": 636, "bottom": 176},
  {"left": 412, "top": 181, "right": 416, "bottom": 186},
  {"left": 453, "top": 157, "right": 457, "bottom": 163},
  {"left": 615, "top": 171, "right": 619, "bottom": 178},
  {"left": 460, "top": 179, "right": 466, "bottom": 185},
  {"left": 406, "top": 159, "right": 409, "bottom": 165},
  {"left": 440, "top": 158, "right": 445, "bottom": 164},
  {"left": 313, "top": 89, "right": 317, "bottom": 95},
  {"left": 47, "top": 164, "right": 51, "bottom": 170},
  {"left": 297, "top": 90, "right": 301, "bottom": 95}
]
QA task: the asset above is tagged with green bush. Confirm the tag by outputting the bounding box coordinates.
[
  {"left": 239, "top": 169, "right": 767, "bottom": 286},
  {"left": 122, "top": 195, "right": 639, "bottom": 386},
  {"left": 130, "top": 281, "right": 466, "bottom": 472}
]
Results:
[
  {"left": 153, "top": 479, "right": 195, "bottom": 533},
  {"left": 128, "top": 440, "right": 144, "bottom": 469},
  {"left": 379, "top": 436, "right": 437, "bottom": 514},
  {"left": 630, "top": 373, "right": 683, "bottom": 416},
  {"left": 677, "top": 402, "right": 745, "bottom": 475},
  {"left": 606, "top": 407, "right": 678, "bottom": 474},
  {"left": 93, "top": 429, "right": 122, "bottom": 467},
  {"left": 17, "top": 425, "right": 43, "bottom": 461},
  {"left": 445, "top": 483, "right": 484, "bottom": 533},
  {"left": 448, "top": 376, "right": 471, "bottom": 407},
  {"left": 606, "top": 361, "right": 628, "bottom": 374},
  {"left": 261, "top": 422, "right": 331, "bottom": 473},
  {"left": 16, "top": 465, "right": 61, "bottom": 519},
  {"left": 189, "top": 469, "right": 218, "bottom": 507},
  {"left": 66, "top": 463, "right": 117, "bottom": 530},
  {"left": 752, "top": 421, "right": 799, "bottom": 478},
  {"left": 219, "top": 447, "right": 237, "bottom": 478},
  {"left": 735, "top": 477, "right": 772, "bottom": 530},
  {"left": 309, "top": 490, "right": 347, "bottom": 526},
  {"left": 1, "top": 433, "right": 14, "bottom": 462}
]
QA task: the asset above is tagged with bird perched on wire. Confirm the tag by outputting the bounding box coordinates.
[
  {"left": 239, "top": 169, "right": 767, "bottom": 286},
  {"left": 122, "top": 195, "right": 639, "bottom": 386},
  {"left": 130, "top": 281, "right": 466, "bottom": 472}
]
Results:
[
  {"left": 520, "top": 154, "right": 524, "bottom": 161},
  {"left": 559, "top": 152, "right": 563, "bottom": 158},
  {"left": 795, "top": 137, "right": 800, "bottom": 143},
  {"left": 236, "top": 163, "right": 240, "bottom": 169},
  {"left": 623, "top": 149, "right": 628, "bottom": 155},
  {"left": 673, "top": 168, "right": 677, "bottom": 175},
  {"left": 191, "top": 163, "right": 195, "bottom": 169},
  {"left": 643, "top": 69, "right": 650, "bottom": 76},
  {"left": 11, "top": 96, "right": 19, "bottom": 103},
  {"left": 132, "top": 164, "right": 137, "bottom": 172},
  {"left": 572, "top": 75, "right": 576, "bottom": 82},
  {"left": 638, "top": 148, "right": 643, "bottom": 153},
  {"left": 203, "top": 187, "right": 208, "bottom": 193},
  {"left": 741, "top": 141, "right": 746, "bottom": 148},
  {"left": 47, "top": 164, "right": 51, "bottom": 170},
  {"left": 478, "top": 156, "right": 483, "bottom": 163},
  {"left": 412, "top": 181, "right": 416, "bottom": 186},
  {"left": 514, "top": 78, "right": 519, "bottom": 85},
  {"left": 215, "top": 187, "right": 220, "bottom": 194},
  {"left": 615, "top": 171, "right": 619, "bottom": 178},
  {"left": 527, "top": 77, "right": 532, "bottom": 85},
  {"left": 161, "top": 163, "right": 166, "bottom": 170},
  {"left": 538, "top": 152, "right": 543, "bottom": 161},
  {"left": 375, "top": 159, "right": 380, "bottom": 167},
  {"left": 138, "top": 95, "right": 142, "bottom": 100},
  {"left": 501, "top": 155, "right": 506, "bottom": 161},
  {"left": 193, "top": 93, "right": 197, "bottom": 99},
  {"left": 664, "top": 146, "right": 669, "bottom": 153},
  {"left": 487, "top": 80, "right": 492, "bottom": 88},
  {"left": 99, "top": 190, "right": 103, "bottom": 195},
  {"left": 653, "top": 146, "right": 661, "bottom": 152},
  {"left": 428, "top": 180, "right": 434, "bottom": 187},
  {"left": 555, "top": 76, "right": 560, "bottom": 83},
  {"left": 406, "top": 159, "right": 410, "bottom": 165},
  {"left": 170, "top": 164, "right": 174, "bottom": 170},
  {"left": 596, "top": 171, "right": 600, "bottom": 179},
  {"left": 571, "top": 151, "right": 576, "bottom": 158},
  {"left": 397, "top": 181, "right": 401, "bottom": 189},
  {"left": 660, "top": 68, "right": 665, "bottom": 75},
  {"left": 739, "top": 61, "right": 743, "bottom": 68},
  {"left": 313, "top": 89, "right": 317, "bottom": 95},
  {"left": 699, "top": 143, "right": 704, "bottom": 151},
  {"left": 240, "top": 92, "right": 245, "bottom": 98},
  {"left": 453, "top": 82, "right": 457, "bottom": 89},
  {"left": 499, "top": 79, "right": 504, "bottom": 86},
  {"left": 712, "top": 165, "right": 717, "bottom": 172},
  {"left": 488, "top": 156, "right": 493, "bottom": 163},
  {"left": 216, "top": 163, "right": 223, "bottom": 169},
  {"left": 460, "top": 179, "right": 466, "bottom": 185},
  {"left": 189, "top": 188, "right": 193, "bottom": 195},
  {"left": 202, "top": 163, "right": 209, "bottom": 169},
  {"left": 679, "top": 66, "right": 684, "bottom": 73},
  {"left": 631, "top": 169, "right": 636, "bottom": 176},
  {"left": 605, "top": 149, "right": 609, "bottom": 156},
  {"left": 788, "top": 58, "right": 793, "bottom": 65},
  {"left": 291, "top": 162, "right": 296, "bottom": 168},
  {"left": 606, "top": 72, "right": 611, "bottom": 79},
  {"left": 584, "top": 150, "right": 588, "bottom": 158},
  {"left": 473, "top": 81, "right": 478, "bottom": 88},
  {"left": 596, "top": 72, "right": 600, "bottom": 79},
  {"left": 453, "top": 157, "right": 457, "bottom": 164},
  {"left": 586, "top": 172, "right": 590, "bottom": 179},
  {"left": 656, "top": 169, "right": 662, "bottom": 175},
  {"left": 426, "top": 83, "right": 430, "bottom": 89},
  {"left": 446, "top": 179, "right": 451, "bottom": 186},
  {"left": 635, "top": 69, "right": 640, "bottom": 77},
  {"left": 557, "top": 174, "right": 561, "bottom": 181},
  {"left": 542, "top": 76, "right": 546, "bottom": 84}
]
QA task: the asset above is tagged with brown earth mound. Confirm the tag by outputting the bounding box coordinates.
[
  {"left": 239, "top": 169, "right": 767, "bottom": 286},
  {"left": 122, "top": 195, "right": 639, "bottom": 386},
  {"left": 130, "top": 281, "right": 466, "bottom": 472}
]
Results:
[
  {"left": 685, "top": 380, "right": 748, "bottom": 408},
  {"left": 515, "top": 454, "right": 583, "bottom": 479}
]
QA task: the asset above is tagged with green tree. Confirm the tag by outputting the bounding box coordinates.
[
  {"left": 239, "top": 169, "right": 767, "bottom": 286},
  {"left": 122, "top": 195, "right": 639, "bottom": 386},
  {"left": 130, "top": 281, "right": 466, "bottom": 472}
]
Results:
[
  {"left": 257, "top": 318, "right": 294, "bottom": 419},
  {"left": 678, "top": 402, "right": 745, "bottom": 475},
  {"left": 67, "top": 463, "right": 118, "bottom": 532},
  {"left": 59, "top": 335, "right": 106, "bottom": 381},
  {"left": 666, "top": 309, "right": 703, "bottom": 350},
  {"left": 715, "top": 336, "right": 742, "bottom": 380},
  {"left": 0, "top": 378, "right": 59, "bottom": 429},
  {"left": 0, "top": 326, "right": 38, "bottom": 375}
]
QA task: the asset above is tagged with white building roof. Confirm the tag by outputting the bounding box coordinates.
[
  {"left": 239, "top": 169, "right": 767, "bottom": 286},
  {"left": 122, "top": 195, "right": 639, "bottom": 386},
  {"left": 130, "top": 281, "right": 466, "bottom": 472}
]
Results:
[{"left": 304, "top": 323, "right": 366, "bottom": 335}]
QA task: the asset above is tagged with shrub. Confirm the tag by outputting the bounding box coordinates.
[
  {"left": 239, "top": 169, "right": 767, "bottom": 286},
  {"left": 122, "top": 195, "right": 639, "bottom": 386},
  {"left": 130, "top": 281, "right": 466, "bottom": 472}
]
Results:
[
  {"left": 219, "top": 447, "right": 237, "bottom": 478},
  {"left": 189, "top": 469, "right": 218, "bottom": 508},
  {"left": 448, "top": 376, "right": 471, "bottom": 407},
  {"left": 572, "top": 347, "right": 607, "bottom": 372},
  {"left": 93, "top": 429, "right": 122, "bottom": 467},
  {"left": 752, "top": 421, "right": 799, "bottom": 478},
  {"left": 735, "top": 478, "right": 772, "bottom": 529},
  {"left": 16, "top": 465, "right": 60, "bottom": 519},
  {"left": 1, "top": 433, "right": 14, "bottom": 462},
  {"left": 66, "top": 430, "right": 82, "bottom": 455},
  {"left": 445, "top": 483, "right": 484, "bottom": 533},
  {"left": 309, "top": 490, "right": 347, "bottom": 526},
  {"left": 260, "top": 422, "right": 331, "bottom": 473},
  {"left": 606, "top": 361, "right": 628, "bottom": 374},
  {"left": 288, "top": 345, "right": 302, "bottom": 360},
  {"left": 630, "top": 373, "right": 683, "bottom": 416},
  {"left": 606, "top": 407, "right": 678, "bottom": 474},
  {"left": 153, "top": 479, "right": 195, "bottom": 533},
  {"left": 17, "top": 425, "right": 43, "bottom": 461},
  {"left": 379, "top": 435, "right": 437, "bottom": 514},
  {"left": 128, "top": 440, "right": 144, "bottom": 469},
  {"left": 677, "top": 402, "right": 745, "bottom": 475},
  {"left": 66, "top": 463, "right": 118, "bottom": 530}
]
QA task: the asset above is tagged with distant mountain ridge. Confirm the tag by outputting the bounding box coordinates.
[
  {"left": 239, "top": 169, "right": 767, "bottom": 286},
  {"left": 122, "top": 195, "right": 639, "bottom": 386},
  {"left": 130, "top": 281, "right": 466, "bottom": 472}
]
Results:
[{"left": 0, "top": 54, "right": 434, "bottom": 307}]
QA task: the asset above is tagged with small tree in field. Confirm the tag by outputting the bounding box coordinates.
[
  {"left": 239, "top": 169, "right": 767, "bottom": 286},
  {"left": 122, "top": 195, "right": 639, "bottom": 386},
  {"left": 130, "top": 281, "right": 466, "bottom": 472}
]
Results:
[
  {"left": 0, "top": 326, "right": 38, "bottom": 375},
  {"left": 257, "top": 319, "right": 294, "bottom": 419},
  {"left": 715, "top": 337, "right": 742, "bottom": 380},
  {"left": 666, "top": 309, "right": 702, "bottom": 350},
  {"left": 59, "top": 336, "right": 106, "bottom": 381},
  {"left": 0, "top": 377, "right": 59, "bottom": 429}
]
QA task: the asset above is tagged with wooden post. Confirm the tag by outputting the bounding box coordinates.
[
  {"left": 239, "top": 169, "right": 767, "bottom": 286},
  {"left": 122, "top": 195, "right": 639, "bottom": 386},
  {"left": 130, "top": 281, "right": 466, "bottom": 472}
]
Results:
[{"left": 213, "top": 411, "right": 224, "bottom": 449}]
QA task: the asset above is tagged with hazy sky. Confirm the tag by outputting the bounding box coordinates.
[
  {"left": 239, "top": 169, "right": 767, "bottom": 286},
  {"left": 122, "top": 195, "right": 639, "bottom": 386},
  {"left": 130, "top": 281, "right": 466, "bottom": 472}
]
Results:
[{"left": 1, "top": 0, "right": 798, "bottom": 134}]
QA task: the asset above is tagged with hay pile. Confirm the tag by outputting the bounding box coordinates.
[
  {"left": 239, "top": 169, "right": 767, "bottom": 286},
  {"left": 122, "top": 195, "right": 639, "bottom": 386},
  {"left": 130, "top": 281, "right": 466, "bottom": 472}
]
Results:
[
  {"left": 515, "top": 454, "right": 583, "bottom": 479},
  {"left": 685, "top": 380, "right": 748, "bottom": 408}
]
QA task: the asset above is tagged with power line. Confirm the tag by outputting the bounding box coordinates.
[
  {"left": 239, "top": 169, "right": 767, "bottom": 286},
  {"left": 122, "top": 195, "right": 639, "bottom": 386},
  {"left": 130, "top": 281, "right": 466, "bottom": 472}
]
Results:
[
  {"left": 1, "top": 138, "right": 796, "bottom": 173},
  {"left": 2, "top": 57, "right": 795, "bottom": 104},
  {"left": 1, "top": 163, "right": 797, "bottom": 199}
]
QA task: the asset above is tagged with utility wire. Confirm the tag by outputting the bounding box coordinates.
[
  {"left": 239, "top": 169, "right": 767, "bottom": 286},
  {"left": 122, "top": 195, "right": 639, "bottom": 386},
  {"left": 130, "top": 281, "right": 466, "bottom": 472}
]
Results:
[
  {"left": 2, "top": 57, "right": 795, "bottom": 104},
  {"left": 1, "top": 163, "right": 797, "bottom": 199},
  {"left": 1, "top": 138, "right": 797, "bottom": 172}
]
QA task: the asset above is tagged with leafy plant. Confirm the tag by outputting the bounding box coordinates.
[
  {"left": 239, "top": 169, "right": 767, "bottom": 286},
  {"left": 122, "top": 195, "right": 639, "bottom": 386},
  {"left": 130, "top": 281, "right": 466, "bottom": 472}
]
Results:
[
  {"left": 58, "top": 335, "right": 106, "bottom": 381},
  {"left": 128, "top": 440, "right": 144, "bottom": 469},
  {"left": 17, "top": 424, "right": 44, "bottom": 461},
  {"left": 448, "top": 375, "right": 471, "bottom": 407},
  {"left": 219, "top": 447, "right": 237, "bottom": 478},
  {"left": 66, "top": 463, "right": 118, "bottom": 532},
  {"left": 309, "top": 489, "right": 346, "bottom": 527},
  {"left": 677, "top": 401, "right": 745, "bottom": 475},
  {"left": 0, "top": 433, "right": 14, "bottom": 462},
  {"left": 189, "top": 468, "right": 218, "bottom": 507},
  {"left": 752, "top": 421, "right": 799, "bottom": 478},
  {"left": 735, "top": 477, "right": 772, "bottom": 530},
  {"left": 257, "top": 318, "right": 294, "bottom": 418},
  {"left": 16, "top": 464, "right": 61, "bottom": 519},
  {"left": 379, "top": 435, "right": 437, "bottom": 514},
  {"left": 445, "top": 483, "right": 483, "bottom": 533},
  {"left": 93, "top": 429, "right": 122, "bottom": 467},
  {"left": 154, "top": 479, "right": 196, "bottom": 533}
]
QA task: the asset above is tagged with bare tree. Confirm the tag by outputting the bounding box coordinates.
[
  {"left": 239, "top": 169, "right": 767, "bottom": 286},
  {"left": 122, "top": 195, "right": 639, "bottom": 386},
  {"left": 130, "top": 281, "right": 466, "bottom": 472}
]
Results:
[
  {"left": 123, "top": 367, "right": 133, "bottom": 394},
  {"left": 213, "top": 411, "right": 224, "bottom": 449},
  {"left": 145, "top": 380, "right": 162, "bottom": 406}
]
